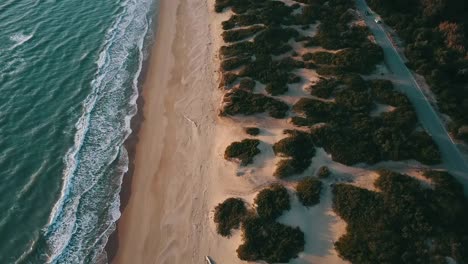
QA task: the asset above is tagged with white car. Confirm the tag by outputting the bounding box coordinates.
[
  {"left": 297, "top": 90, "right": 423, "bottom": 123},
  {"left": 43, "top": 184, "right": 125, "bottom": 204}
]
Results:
[{"left": 375, "top": 18, "right": 382, "bottom": 24}]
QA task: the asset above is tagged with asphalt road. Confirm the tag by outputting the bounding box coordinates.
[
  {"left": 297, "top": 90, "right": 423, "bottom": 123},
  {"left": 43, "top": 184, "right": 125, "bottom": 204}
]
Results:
[{"left": 355, "top": 0, "right": 468, "bottom": 184}]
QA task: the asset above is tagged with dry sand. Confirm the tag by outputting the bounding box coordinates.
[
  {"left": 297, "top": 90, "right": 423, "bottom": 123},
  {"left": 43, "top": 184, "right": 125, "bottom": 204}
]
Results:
[{"left": 112, "top": 0, "right": 245, "bottom": 263}]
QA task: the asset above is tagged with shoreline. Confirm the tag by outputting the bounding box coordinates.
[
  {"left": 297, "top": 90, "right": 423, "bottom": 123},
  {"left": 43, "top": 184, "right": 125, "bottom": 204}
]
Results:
[
  {"left": 104, "top": 39, "right": 151, "bottom": 264},
  {"left": 104, "top": 0, "right": 242, "bottom": 262}
]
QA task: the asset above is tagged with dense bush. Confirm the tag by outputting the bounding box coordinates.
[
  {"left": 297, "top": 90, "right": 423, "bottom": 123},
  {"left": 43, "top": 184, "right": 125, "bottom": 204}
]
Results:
[
  {"left": 224, "top": 139, "right": 261, "bottom": 165},
  {"left": 238, "top": 78, "right": 256, "bottom": 91},
  {"left": 254, "top": 184, "right": 290, "bottom": 220},
  {"left": 290, "top": 116, "right": 317, "bottom": 127},
  {"left": 310, "top": 45, "right": 383, "bottom": 74},
  {"left": 296, "top": 77, "right": 441, "bottom": 166},
  {"left": 369, "top": 79, "right": 410, "bottom": 107},
  {"left": 274, "top": 158, "right": 311, "bottom": 179},
  {"left": 310, "top": 78, "right": 340, "bottom": 98},
  {"left": 237, "top": 217, "right": 305, "bottom": 263},
  {"left": 221, "top": 89, "right": 289, "bottom": 118},
  {"left": 273, "top": 131, "right": 315, "bottom": 159},
  {"left": 244, "top": 127, "right": 260, "bottom": 136},
  {"left": 272, "top": 131, "right": 316, "bottom": 178},
  {"left": 214, "top": 198, "right": 248, "bottom": 237},
  {"left": 333, "top": 170, "right": 468, "bottom": 263},
  {"left": 222, "top": 25, "right": 265, "bottom": 43},
  {"left": 296, "top": 177, "right": 322, "bottom": 207},
  {"left": 293, "top": 98, "right": 336, "bottom": 122},
  {"left": 317, "top": 166, "right": 331, "bottom": 179},
  {"left": 221, "top": 56, "right": 251, "bottom": 71}
]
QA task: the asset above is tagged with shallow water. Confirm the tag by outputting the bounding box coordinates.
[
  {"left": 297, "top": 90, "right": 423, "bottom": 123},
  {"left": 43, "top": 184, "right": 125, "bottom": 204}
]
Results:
[{"left": 0, "top": 0, "right": 156, "bottom": 262}]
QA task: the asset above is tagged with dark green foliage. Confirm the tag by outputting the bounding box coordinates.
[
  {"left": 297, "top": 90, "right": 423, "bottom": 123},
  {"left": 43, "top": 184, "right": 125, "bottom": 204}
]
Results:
[
  {"left": 221, "top": 56, "right": 251, "bottom": 71},
  {"left": 238, "top": 78, "right": 256, "bottom": 91},
  {"left": 369, "top": 79, "right": 410, "bottom": 107},
  {"left": 221, "top": 89, "right": 289, "bottom": 118},
  {"left": 310, "top": 78, "right": 339, "bottom": 98},
  {"left": 367, "top": 0, "right": 468, "bottom": 143},
  {"left": 272, "top": 131, "right": 316, "bottom": 178},
  {"left": 214, "top": 198, "right": 248, "bottom": 237},
  {"left": 297, "top": 77, "right": 441, "bottom": 165},
  {"left": 222, "top": 25, "right": 265, "bottom": 42},
  {"left": 240, "top": 55, "right": 304, "bottom": 96},
  {"left": 310, "top": 52, "right": 334, "bottom": 64},
  {"left": 317, "top": 166, "right": 331, "bottom": 179},
  {"left": 296, "top": 177, "right": 322, "bottom": 207},
  {"left": 244, "top": 127, "right": 260, "bottom": 136},
  {"left": 274, "top": 158, "right": 312, "bottom": 179},
  {"left": 333, "top": 170, "right": 468, "bottom": 263},
  {"left": 335, "top": 87, "right": 373, "bottom": 112},
  {"left": 293, "top": 98, "right": 336, "bottom": 122},
  {"left": 273, "top": 131, "right": 315, "bottom": 159},
  {"left": 237, "top": 217, "right": 305, "bottom": 263},
  {"left": 302, "top": 52, "right": 314, "bottom": 61},
  {"left": 220, "top": 41, "right": 254, "bottom": 59},
  {"left": 220, "top": 72, "right": 238, "bottom": 87},
  {"left": 311, "top": 45, "right": 384, "bottom": 74},
  {"left": 254, "top": 184, "right": 290, "bottom": 220},
  {"left": 224, "top": 139, "right": 261, "bottom": 165},
  {"left": 265, "top": 83, "right": 288, "bottom": 96},
  {"left": 290, "top": 116, "right": 317, "bottom": 127},
  {"left": 213, "top": 184, "right": 305, "bottom": 263}
]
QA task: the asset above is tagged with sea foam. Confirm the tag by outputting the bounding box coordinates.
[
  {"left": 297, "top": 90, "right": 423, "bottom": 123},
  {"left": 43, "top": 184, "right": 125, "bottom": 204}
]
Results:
[{"left": 41, "top": 0, "right": 155, "bottom": 262}]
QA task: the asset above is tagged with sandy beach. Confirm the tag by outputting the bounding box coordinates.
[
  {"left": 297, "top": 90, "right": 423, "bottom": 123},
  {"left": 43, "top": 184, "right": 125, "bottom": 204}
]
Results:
[{"left": 111, "top": 0, "right": 245, "bottom": 263}]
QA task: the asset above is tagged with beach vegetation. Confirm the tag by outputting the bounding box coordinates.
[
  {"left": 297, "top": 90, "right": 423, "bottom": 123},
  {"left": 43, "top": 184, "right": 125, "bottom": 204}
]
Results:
[
  {"left": 254, "top": 183, "right": 290, "bottom": 220},
  {"left": 238, "top": 78, "right": 256, "bottom": 91},
  {"left": 214, "top": 198, "right": 248, "bottom": 237},
  {"left": 317, "top": 166, "right": 331, "bottom": 179},
  {"left": 222, "top": 25, "right": 265, "bottom": 43},
  {"left": 333, "top": 169, "right": 468, "bottom": 263},
  {"left": 295, "top": 77, "right": 442, "bottom": 165},
  {"left": 296, "top": 177, "right": 322, "bottom": 207},
  {"left": 244, "top": 127, "right": 260, "bottom": 136},
  {"left": 237, "top": 217, "right": 305, "bottom": 263},
  {"left": 224, "top": 139, "right": 261, "bottom": 166},
  {"left": 221, "top": 89, "right": 289, "bottom": 118},
  {"left": 310, "top": 78, "right": 340, "bottom": 98},
  {"left": 272, "top": 131, "right": 316, "bottom": 178}
]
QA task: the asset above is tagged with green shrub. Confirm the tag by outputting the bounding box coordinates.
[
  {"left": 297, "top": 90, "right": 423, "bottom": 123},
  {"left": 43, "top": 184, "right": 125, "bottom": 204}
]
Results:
[
  {"left": 310, "top": 78, "right": 340, "bottom": 98},
  {"left": 296, "top": 177, "right": 322, "bottom": 207},
  {"left": 238, "top": 78, "right": 256, "bottom": 91},
  {"left": 237, "top": 217, "right": 305, "bottom": 263},
  {"left": 254, "top": 184, "right": 290, "bottom": 220},
  {"left": 317, "top": 166, "right": 331, "bottom": 179},
  {"left": 273, "top": 132, "right": 315, "bottom": 159},
  {"left": 221, "top": 56, "right": 251, "bottom": 71},
  {"left": 224, "top": 139, "right": 261, "bottom": 165},
  {"left": 222, "top": 25, "right": 265, "bottom": 42},
  {"left": 290, "top": 116, "right": 317, "bottom": 127},
  {"left": 274, "top": 158, "right": 312, "bottom": 179},
  {"left": 244, "top": 127, "right": 260, "bottom": 136},
  {"left": 214, "top": 198, "right": 248, "bottom": 236},
  {"left": 333, "top": 170, "right": 468, "bottom": 263},
  {"left": 221, "top": 89, "right": 289, "bottom": 118},
  {"left": 293, "top": 98, "right": 336, "bottom": 122},
  {"left": 369, "top": 79, "right": 410, "bottom": 107}
]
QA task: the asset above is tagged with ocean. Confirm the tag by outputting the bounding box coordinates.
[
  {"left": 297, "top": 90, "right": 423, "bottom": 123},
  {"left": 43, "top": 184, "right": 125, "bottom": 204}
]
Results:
[{"left": 0, "top": 0, "right": 157, "bottom": 262}]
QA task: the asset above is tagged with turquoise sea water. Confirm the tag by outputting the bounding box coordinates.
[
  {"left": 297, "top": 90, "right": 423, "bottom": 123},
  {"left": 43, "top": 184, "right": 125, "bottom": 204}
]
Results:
[{"left": 0, "top": 0, "right": 156, "bottom": 262}]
